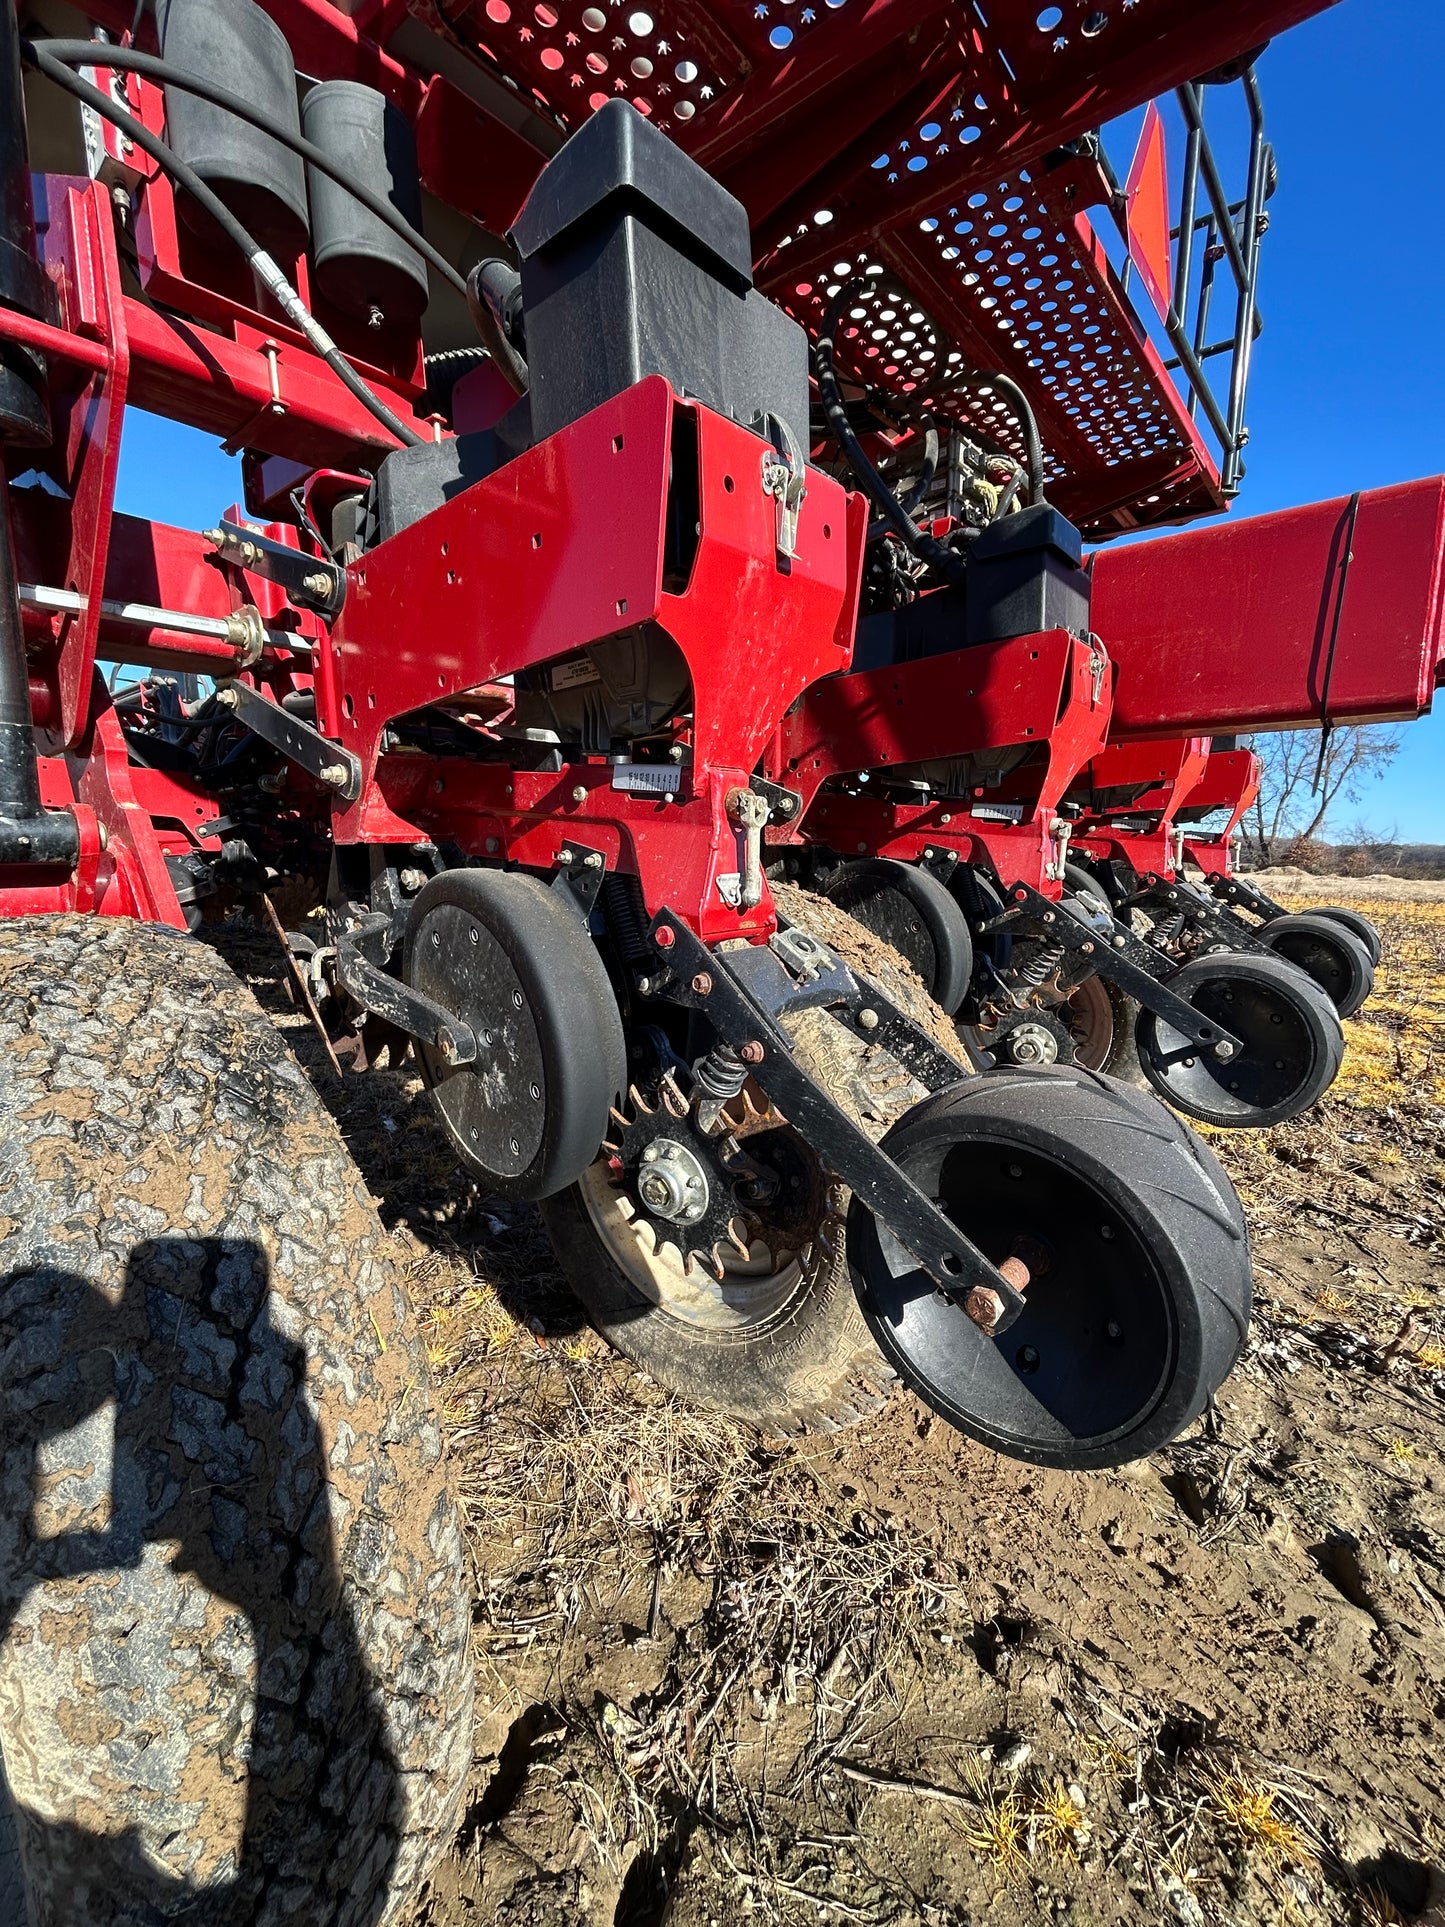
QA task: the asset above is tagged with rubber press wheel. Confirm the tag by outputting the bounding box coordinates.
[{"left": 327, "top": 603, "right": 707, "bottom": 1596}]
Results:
[
  {"left": 1310, "top": 904, "right": 1383, "bottom": 969},
  {"left": 1135, "top": 949, "right": 1345, "bottom": 1127},
  {"left": 405, "top": 867, "right": 626, "bottom": 1200},
  {"left": 846, "top": 1068, "right": 1252, "bottom": 1470},
  {"left": 1257, "top": 910, "right": 1375, "bottom": 1018},
  {"left": 822, "top": 857, "right": 975, "bottom": 1015},
  {"left": 0, "top": 916, "right": 473, "bottom": 1927}
]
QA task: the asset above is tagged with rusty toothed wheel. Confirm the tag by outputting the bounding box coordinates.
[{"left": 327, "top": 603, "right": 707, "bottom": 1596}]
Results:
[{"left": 0, "top": 916, "right": 473, "bottom": 1927}]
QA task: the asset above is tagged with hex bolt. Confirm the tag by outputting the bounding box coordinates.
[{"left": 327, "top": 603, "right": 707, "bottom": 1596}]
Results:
[
  {"left": 214, "top": 685, "right": 239, "bottom": 709},
  {"left": 318, "top": 763, "right": 350, "bottom": 789},
  {"left": 691, "top": 972, "right": 714, "bottom": 995},
  {"left": 1214, "top": 1040, "right": 1235, "bottom": 1059},
  {"left": 399, "top": 867, "right": 427, "bottom": 893},
  {"left": 586, "top": 852, "right": 603, "bottom": 869},
  {"left": 858, "top": 1008, "right": 880, "bottom": 1030},
  {"left": 636, "top": 975, "right": 653, "bottom": 996},
  {"left": 739, "top": 1040, "right": 765, "bottom": 1064},
  {"left": 303, "top": 570, "right": 333, "bottom": 598}
]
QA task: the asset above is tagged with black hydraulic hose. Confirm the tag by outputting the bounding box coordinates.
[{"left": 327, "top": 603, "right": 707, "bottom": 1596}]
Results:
[
  {"left": 24, "top": 43, "right": 425, "bottom": 448},
  {"left": 27, "top": 40, "right": 471, "bottom": 303},
  {"left": 814, "top": 281, "right": 967, "bottom": 584},
  {"left": 897, "top": 422, "right": 940, "bottom": 515},
  {"left": 975, "top": 370, "right": 1046, "bottom": 508}
]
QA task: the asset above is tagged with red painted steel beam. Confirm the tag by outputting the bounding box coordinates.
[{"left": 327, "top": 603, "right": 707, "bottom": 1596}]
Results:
[
  {"left": 122, "top": 298, "right": 423, "bottom": 469},
  {"left": 1091, "top": 477, "right": 1445, "bottom": 738}
]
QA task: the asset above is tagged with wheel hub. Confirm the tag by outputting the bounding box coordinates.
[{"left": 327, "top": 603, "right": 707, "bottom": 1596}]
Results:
[
  {"left": 1002, "top": 1019, "right": 1061, "bottom": 1067},
  {"left": 636, "top": 1136, "right": 711, "bottom": 1225}
]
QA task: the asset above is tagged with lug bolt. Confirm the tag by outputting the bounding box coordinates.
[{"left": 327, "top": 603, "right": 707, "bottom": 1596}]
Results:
[
  {"left": 964, "top": 1287, "right": 1005, "bottom": 1333},
  {"left": 739, "top": 1040, "right": 765, "bottom": 1064},
  {"left": 692, "top": 972, "right": 713, "bottom": 994}
]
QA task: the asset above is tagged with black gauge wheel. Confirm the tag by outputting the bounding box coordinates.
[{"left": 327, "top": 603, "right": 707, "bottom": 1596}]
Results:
[
  {"left": 1310, "top": 904, "right": 1383, "bottom": 968},
  {"left": 846, "top": 1068, "right": 1252, "bottom": 1470},
  {"left": 1135, "top": 950, "right": 1344, "bottom": 1127},
  {"left": 404, "top": 868, "right": 625, "bottom": 1199},
  {"left": 1256, "top": 910, "right": 1374, "bottom": 1018},
  {"left": 822, "top": 857, "right": 975, "bottom": 1015}
]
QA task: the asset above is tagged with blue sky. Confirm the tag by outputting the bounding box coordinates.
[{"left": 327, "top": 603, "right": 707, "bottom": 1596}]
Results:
[{"left": 113, "top": 0, "right": 1442, "bottom": 840}]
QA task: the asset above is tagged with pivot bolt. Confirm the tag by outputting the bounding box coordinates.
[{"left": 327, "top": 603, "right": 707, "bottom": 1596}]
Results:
[{"left": 739, "top": 1040, "right": 765, "bottom": 1064}]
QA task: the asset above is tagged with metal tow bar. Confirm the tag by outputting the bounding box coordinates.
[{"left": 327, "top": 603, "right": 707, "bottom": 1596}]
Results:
[{"left": 642, "top": 909, "right": 1030, "bottom": 1335}]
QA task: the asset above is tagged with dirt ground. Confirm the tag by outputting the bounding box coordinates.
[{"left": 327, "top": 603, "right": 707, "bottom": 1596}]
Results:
[{"left": 223, "top": 885, "right": 1445, "bottom": 1927}]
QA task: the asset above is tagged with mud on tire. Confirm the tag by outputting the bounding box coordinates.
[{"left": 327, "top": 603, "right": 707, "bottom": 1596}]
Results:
[{"left": 0, "top": 916, "right": 474, "bottom": 1926}]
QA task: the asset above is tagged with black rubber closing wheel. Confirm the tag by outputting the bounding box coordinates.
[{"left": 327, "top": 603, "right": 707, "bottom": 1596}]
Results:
[
  {"left": 405, "top": 868, "right": 625, "bottom": 1199},
  {"left": 822, "top": 858, "right": 974, "bottom": 1015},
  {"left": 1135, "top": 950, "right": 1344, "bottom": 1127},
  {"left": 1311, "top": 904, "right": 1384, "bottom": 968},
  {"left": 1256, "top": 910, "right": 1374, "bottom": 1018},
  {"left": 846, "top": 1068, "right": 1252, "bottom": 1470}
]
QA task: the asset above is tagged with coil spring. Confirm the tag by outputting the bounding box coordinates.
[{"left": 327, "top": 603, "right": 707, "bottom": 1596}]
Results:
[
  {"left": 692, "top": 1042, "right": 749, "bottom": 1109},
  {"left": 1013, "top": 937, "right": 1066, "bottom": 992},
  {"left": 601, "top": 872, "right": 650, "bottom": 962},
  {"left": 1150, "top": 911, "right": 1188, "bottom": 952}
]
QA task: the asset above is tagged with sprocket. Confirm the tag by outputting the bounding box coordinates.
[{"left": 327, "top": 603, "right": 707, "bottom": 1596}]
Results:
[{"left": 602, "top": 1077, "right": 833, "bottom": 1279}]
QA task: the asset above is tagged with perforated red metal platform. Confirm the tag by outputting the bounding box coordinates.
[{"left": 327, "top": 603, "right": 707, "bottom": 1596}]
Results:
[{"left": 366, "top": 0, "right": 1332, "bottom": 533}]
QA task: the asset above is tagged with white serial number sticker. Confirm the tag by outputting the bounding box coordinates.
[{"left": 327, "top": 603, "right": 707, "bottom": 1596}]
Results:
[{"left": 611, "top": 763, "right": 681, "bottom": 795}]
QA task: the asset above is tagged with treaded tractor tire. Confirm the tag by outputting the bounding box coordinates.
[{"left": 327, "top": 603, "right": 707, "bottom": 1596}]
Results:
[
  {"left": 541, "top": 891, "right": 967, "bottom": 1436},
  {"left": 0, "top": 916, "right": 473, "bottom": 1927}
]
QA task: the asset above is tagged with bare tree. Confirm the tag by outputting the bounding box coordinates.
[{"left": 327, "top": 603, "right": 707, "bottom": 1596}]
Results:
[{"left": 1244, "top": 725, "right": 1403, "bottom": 865}]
